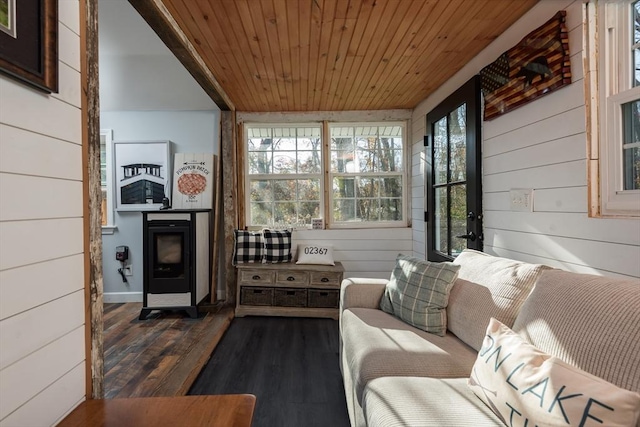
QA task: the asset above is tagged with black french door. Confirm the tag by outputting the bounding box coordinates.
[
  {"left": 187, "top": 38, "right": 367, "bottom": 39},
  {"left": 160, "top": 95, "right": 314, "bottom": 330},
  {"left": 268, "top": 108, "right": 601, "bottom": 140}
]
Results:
[{"left": 425, "top": 76, "right": 483, "bottom": 262}]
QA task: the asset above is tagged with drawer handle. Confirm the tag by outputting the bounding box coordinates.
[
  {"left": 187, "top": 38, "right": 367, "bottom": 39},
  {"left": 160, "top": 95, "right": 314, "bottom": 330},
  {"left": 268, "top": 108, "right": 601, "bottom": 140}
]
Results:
[
  {"left": 321, "top": 277, "right": 329, "bottom": 283},
  {"left": 287, "top": 276, "right": 295, "bottom": 281},
  {"left": 320, "top": 292, "right": 329, "bottom": 296},
  {"left": 253, "top": 290, "right": 263, "bottom": 294},
  {"left": 286, "top": 291, "right": 295, "bottom": 295},
  {"left": 252, "top": 275, "right": 261, "bottom": 280}
]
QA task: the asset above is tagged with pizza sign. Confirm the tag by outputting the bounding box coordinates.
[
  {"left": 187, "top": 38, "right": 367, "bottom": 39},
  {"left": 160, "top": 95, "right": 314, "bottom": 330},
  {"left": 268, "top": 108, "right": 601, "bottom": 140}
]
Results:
[{"left": 171, "top": 153, "right": 215, "bottom": 209}]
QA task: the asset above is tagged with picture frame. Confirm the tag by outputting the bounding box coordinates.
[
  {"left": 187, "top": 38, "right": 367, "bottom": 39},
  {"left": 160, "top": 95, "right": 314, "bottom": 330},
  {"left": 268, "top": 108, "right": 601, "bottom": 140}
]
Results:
[
  {"left": 0, "top": 0, "right": 58, "bottom": 93},
  {"left": 113, "top": 141, "right": 172, "bottom": 212}
]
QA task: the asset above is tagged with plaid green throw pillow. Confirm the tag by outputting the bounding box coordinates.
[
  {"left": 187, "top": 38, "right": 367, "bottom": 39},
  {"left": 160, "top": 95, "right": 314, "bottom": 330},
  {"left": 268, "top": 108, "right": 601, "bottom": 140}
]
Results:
[{"left": 380, "top": 254, "right": 460, "bottom": 336}]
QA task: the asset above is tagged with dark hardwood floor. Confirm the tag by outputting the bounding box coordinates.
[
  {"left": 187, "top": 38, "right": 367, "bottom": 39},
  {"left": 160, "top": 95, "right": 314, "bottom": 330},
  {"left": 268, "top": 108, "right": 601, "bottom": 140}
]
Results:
[
  {"left": 189, "top": 316, "right": 350, "bottom": 427},
  {"left": 103, "top": 302, "right": 233, "bottom": 398}
]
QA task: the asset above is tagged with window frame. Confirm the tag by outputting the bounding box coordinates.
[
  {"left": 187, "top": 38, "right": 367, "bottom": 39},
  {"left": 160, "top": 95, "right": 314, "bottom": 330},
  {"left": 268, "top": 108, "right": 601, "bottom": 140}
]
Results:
[
  {"left": 244, "top": 123, "right": 325, "bottom": 229},
  {"left": 100, "top": 129, "right": 116, "bottom": 234},
  {"left": 328, "top": 121, "right": 408, "bottom": 229},
  {"left": 593, "top": 0, "right": 640, "bottom": 217},
  {"left": 243, "top": 121, "right": 408, "bottom": 229}
]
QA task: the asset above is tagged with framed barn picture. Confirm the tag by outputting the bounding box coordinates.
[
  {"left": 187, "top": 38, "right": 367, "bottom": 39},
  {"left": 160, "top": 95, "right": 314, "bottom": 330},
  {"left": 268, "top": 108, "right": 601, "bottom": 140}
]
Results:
[{"left": 113, "top": 141, "right": 172, "bottom": 211}]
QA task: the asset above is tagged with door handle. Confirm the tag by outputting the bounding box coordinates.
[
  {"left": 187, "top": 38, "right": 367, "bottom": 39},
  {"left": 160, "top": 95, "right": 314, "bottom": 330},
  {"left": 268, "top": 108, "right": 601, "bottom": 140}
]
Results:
[{"left": 455, "top": 232, "right": 476, "bottom": 241}]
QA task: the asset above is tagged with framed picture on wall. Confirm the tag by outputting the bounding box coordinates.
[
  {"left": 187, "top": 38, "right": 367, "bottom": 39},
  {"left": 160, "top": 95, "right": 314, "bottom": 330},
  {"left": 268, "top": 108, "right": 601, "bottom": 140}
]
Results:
[
  {"left": 113, "top": 140, "right": 172, "bottom": 211},
  {"left": 0, "top": 0, "right": 58, "bottom": 93}
]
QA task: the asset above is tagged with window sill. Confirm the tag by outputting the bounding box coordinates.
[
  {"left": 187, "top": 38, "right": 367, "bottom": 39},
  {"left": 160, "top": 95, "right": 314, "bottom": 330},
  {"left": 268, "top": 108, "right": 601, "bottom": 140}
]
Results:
[{"left": 102, "top": 225, "right": 117, "bottom": 235}]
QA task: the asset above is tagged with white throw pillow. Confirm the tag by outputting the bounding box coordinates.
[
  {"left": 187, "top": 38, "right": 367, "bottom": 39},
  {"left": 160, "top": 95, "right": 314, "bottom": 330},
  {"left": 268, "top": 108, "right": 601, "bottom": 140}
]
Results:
[
  {"left": 295, "top": 244, "right": 334, "bottom": 265},
  {"left": 468, "top": 318, "right": 640, "bottom": 427}
]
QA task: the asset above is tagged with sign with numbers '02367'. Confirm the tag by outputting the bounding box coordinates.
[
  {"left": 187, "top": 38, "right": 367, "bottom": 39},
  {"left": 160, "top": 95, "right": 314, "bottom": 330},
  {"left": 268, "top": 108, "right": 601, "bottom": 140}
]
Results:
[{"left": 171, "top": 153, "right": 215, "bottom": 209}]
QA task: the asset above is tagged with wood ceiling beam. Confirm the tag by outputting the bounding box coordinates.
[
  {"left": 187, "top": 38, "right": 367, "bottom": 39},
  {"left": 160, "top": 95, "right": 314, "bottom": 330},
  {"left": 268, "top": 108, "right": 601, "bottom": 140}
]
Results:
[{"left": 128, "top": 0, "right": 235, "bottom": 111}]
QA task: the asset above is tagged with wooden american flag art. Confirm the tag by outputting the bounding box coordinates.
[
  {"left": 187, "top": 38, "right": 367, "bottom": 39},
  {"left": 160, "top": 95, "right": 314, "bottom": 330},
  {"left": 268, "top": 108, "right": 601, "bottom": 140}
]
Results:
[{"left": 480, "top": 11, "right": 571, "bottom": 121}]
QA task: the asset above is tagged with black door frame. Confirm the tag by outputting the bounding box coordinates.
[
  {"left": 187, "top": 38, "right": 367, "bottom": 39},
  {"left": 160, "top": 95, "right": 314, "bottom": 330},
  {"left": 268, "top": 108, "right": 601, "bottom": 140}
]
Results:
[{"left": 425, "top": 75, "right": 483, "bottom": 262}]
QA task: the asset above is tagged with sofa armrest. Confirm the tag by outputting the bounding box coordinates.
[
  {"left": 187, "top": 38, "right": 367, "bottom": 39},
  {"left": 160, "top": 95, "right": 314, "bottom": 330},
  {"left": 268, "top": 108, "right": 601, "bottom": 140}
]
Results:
[{"left": 340, "top": 277, "right": 388, "bottom": 313}]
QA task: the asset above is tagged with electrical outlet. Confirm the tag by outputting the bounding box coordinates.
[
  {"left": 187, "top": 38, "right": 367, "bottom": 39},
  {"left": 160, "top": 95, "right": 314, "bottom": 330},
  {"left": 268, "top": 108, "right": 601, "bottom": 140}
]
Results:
[
  {"left": 509, "top": 188, "right": 534, "bottom": 212},
  {"left": 124, "top": 266, "right": 133, "bottom": 276}
]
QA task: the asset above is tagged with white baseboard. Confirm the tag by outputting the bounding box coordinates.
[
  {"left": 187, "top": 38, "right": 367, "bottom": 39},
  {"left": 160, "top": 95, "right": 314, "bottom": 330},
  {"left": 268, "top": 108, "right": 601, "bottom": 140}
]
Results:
[{"left": 104, "top": 292, "right": 143, "bottom": 303}]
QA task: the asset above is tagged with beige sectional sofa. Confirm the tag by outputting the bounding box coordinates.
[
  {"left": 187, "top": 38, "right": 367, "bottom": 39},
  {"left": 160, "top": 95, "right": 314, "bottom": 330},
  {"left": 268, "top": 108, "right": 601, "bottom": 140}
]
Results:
[{"left": 339, "top": 250, "right": 640, "bottom": 426}]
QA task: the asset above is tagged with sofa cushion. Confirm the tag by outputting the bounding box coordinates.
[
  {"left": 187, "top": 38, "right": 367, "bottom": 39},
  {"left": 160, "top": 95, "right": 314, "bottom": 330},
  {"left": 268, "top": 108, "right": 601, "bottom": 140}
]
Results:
[
  {"left": 469, "top": 318, "right": 640, "bottom": 427},
  {"left": 362, "top": 377, "right": 503, "bottom": 427},
  {"left": 448, "top": 249, "right": 551, "bottom": 350},
  {"left": 513, "top": 269, "right": 640, "bottom": 394},
  {"left": 341, "top": 307, "right": 477, "bottom": 404},
  {"left": 380, "top": 254, "right": 460, "bottom": 336}
]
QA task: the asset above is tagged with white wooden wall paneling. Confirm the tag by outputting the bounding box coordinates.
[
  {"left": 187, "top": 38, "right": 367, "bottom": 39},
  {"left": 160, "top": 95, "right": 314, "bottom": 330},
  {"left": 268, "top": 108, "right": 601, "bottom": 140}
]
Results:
[
  {"left": 53, "top": 61, "right": 82, "bottom": 107},
  {"left": 58, "top": 23, "right": 81, "bottom": 72},
  {"left": 483, "top": 160, "right": 586, "bottom": 192},
  {"left": 0, "top": 291, "right": 85, "bottom": 370},
  {"left": 0, "top": 125, "right": 82, "bottom": 179},
  {"left": 528, "top": 187, "right": 588, "bottom": 213},
  {"left": 0, "top": 82, "right": 82, "bottom": 144},
  {"left": 0, "top": 174, "right": 83, "bottom": 221},
  {"left": 0, "top": 363, "right": 85, "bottom": 427},
  {"left": 484, "top": 134, "right": 586, "bottom": 176},
  {"left": 59, "top": 0, "right": 81, "bottom": 35},
  {"left": 0, "top": 326, "right": 84, "bottom": 421},
  {"left": 484, "top": 187, "right": 588, "bottom": 214},
  {"left": 483, "top": 106, "right": 585, "bottom": 157},
  {"left": 0, "top": 1, "right": 85, "bottom": 425},
  {"left": 485, "top": 246, "right": 633, "bottom": 279},
  {"left": 0, "top": 255, "right": 84, "bottom": 320},
  {"left": 484, "top": 229, "right": 640, "bottom": 277},
  {"left": 0, "top": 218, "right": 83, "bottom": 270},
  {"left": 484, "top": 211, "right": 640, "bottom": 246},
  {"left": 292, "top": 228, "right": 412, "bottom": 277}
]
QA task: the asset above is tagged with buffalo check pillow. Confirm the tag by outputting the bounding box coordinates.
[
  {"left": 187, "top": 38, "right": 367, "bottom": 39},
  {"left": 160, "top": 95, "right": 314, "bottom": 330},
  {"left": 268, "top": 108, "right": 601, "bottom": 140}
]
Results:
[
  {"left": 380, "top": 254, "right": 460, "bottom": 336},
  {"left": 262, "top": 229, "right": 292, "bottom": 263},
  {"left": 233, "top": 230, "right": 263, "bottom": 264}
]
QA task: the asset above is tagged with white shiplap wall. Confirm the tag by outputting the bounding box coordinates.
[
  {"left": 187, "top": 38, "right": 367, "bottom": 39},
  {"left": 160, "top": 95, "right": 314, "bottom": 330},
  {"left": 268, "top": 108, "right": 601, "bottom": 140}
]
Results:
[
  {"left": 293, "top": 228, "right": 413, "bottom": 279},
  {"left": 411, "top": 0, "right": 640, "bottom": 278},
  {"left": 0, "top": 1, "right": 86, "bottom": 425}
]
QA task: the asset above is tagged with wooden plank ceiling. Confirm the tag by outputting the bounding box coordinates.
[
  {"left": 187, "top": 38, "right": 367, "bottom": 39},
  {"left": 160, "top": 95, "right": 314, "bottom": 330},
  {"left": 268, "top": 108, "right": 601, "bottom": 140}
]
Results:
[{"left": 159, "top": 0, "right": 539, "bottom": 112}]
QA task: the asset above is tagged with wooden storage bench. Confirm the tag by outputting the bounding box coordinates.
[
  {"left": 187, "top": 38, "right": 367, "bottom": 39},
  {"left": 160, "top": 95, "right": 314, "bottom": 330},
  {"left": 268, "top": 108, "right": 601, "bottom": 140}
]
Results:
[{"left": 235, "top": 262, "right": 344, "bottom": 319}]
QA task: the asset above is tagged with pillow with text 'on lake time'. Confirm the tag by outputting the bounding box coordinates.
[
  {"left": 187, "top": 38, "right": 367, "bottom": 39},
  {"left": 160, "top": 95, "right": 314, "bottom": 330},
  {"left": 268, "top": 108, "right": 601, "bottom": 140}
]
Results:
[
  {"left": 380, "top": 254, "right": 460, "bottom": 336},
  {"left": 295, "top": 244, "right": 335, "bottom": 265},
  {"left": 468, "top": 318, "right": 640, "bottom": 427}
]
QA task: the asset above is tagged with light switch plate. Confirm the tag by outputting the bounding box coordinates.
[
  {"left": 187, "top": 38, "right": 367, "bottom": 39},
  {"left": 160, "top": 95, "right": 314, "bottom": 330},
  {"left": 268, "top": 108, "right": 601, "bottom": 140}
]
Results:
[{"left": 509, "top": 188, "right": 534, "bottom": 212}]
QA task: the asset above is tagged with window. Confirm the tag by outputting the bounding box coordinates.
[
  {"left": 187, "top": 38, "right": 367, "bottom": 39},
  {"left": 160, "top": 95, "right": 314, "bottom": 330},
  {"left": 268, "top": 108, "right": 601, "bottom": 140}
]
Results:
[
  {"left": 329, "top": 124, "right": 405, "bottom": 227},
  {"left": 100, "top": 129, "right": 116, "bottom": 233},
  {"left": 590, "top": 0, "right": 640, "bottom": 216},
  {"left": 246, "top": 125, "right": 323, "bottom": 227},
  {"left": 244, "top": 122, "right": 406, "bottom": 228}
]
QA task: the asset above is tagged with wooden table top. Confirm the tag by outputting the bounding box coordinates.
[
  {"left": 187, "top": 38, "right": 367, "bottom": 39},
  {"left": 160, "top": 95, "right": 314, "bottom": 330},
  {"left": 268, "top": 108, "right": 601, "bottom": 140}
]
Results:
[{"left": 57, "top": 394, "right": 256, "bottom": 427}]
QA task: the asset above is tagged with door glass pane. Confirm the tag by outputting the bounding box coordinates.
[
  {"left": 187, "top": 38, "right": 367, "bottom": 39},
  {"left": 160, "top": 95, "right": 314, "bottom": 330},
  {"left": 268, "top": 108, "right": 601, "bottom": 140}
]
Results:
[
  {"left": 435, "top": 187, "right": 448, "bottom": 253},
  {"left": 434, "top": 117, "right": 448, "bottom": 185},
  {"left": 449, "top": 104, "right": 467, "bottom": 182},
  {"left": 451, "top": 184, "right": 467, "bottom": 257}
]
